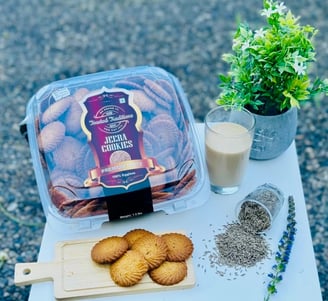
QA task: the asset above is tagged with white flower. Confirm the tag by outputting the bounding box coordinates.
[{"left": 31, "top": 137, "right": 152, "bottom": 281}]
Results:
[
  {"left": 293, "top": 61, "right": 307, "bottom": 76},
  {"left": 261, "top": 7, "right": 275, "bottom": 17},
  {"left": 275, "top": 2, "right": 286, "bottom": 15},
  {"left": 261, "top": 1, "right": 286, "bottom": 17},
  {"left": 241, "top": 40, "right": 250, "bottom": 51},
  {"left": 291, "top": 52, "right": 307, "bottom": 75},
  {"left": 254, "top": 28, "right": 266, "bottom": 39}
]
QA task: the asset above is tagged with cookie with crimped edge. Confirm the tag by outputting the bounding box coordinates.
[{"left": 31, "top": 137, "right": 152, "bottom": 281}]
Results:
[
  {"left": 143, "top": 85, "right": 171, "bottom": 110},
  {"left": 142, "top": 130, "right": 159, "bottom": 156},
  {"left": 131, "top": 89, "right": 156, "bottom": 112},
  {"left": 144, "top": 79, "right": 172, "bottom": 103},
  {"left": 41, "top": 96, "right": 73, "bottom": 124},
  {"left": 156, "top": 78, "right": 184, "bottom": 127},
  {"left": 110, "top": 150, "right": 131, "bottom": 164},
  {"left": 161, "top": 232, "right": 194, "bottom": 262},
  {"left": 72, "top": 199, "right": 107, "bottom": 218},
  {"left": 73, "top": 87, "right": 90, "bottom": 102},
  {"left": 131, "top": 233, "right": 168, "bottom": 269},
  {"left": 147, "top": 114, "right": 180, "bottom": 150},
  {"left": 64, "top": 101, "right": 83, "bottom": 135},
  {"left": 152, "top": 191, "right": 174, "bottom": 204},
  {"left": 50, "top": 169, "right": 84, "bottom": 188},
  {"left": 114, "top": 75, "right": 146, "bottom": 90},
  {"left": 50, "top": 170, "right": 89, "bottom": 199},
  {"left": 91, "top": 236, "right": 129, "bottom": 264},
  {"left": 155, "top": 79, "right": 177, "bottom": 101},
  {"left": 123, "top": 228, "right": 154, "bottom": 248},
  {"left": 149, "top": 261, "right": 188, "bottom": 286},
  {"left": 149, "top": 173, "right": 166, "bottom": 192},
  {"left": 38, "top": 121, "right": 66, "bottom": 152},
  {"left": 109, "top": 250, "right": 149, "bottom": 287}
]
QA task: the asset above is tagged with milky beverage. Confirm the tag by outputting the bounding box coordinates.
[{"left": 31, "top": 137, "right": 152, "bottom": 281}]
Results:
[{"left": 205, "top": 122, "right": 252, "bottom": 187}]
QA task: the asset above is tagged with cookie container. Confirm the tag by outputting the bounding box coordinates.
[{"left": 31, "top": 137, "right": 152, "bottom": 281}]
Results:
[{"left": 21, "top": 66, "right": 209, "bottom": 232}]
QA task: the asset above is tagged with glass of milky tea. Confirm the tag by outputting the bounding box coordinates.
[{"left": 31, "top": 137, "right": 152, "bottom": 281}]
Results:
[{"left": 205, "top": 105, "right": 255, "bottom": 194}]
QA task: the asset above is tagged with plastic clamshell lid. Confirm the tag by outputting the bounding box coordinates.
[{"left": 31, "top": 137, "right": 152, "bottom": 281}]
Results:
[{"left": 23, "top": 66, "right": 209, "bottom": 232}]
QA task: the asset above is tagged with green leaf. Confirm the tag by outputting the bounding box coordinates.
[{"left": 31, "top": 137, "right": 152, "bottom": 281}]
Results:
[{"left": 216, "top": 0, "right": 328, "bottom": 114}]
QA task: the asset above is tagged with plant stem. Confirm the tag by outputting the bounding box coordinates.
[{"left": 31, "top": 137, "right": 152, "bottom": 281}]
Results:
[
  {"left": 0, "top": 201, "right": 44, "bottom": 228},
  {"left": 264, "top": 195, "right": 297, "bottom": 300}
]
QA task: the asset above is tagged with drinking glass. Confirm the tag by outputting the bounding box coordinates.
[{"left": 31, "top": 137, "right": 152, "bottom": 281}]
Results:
[{"left": 205, "top": 105, "right": 255, "bottom": 194}]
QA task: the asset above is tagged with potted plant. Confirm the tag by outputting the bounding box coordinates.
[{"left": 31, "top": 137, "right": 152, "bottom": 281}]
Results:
[{"left": 216, "top": 0, "right": 328, "bottom": 159}]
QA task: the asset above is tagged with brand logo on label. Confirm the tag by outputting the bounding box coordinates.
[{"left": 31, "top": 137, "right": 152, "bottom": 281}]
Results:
[{"left": 80, "top": 87, "right": 163, "bottom": 190}]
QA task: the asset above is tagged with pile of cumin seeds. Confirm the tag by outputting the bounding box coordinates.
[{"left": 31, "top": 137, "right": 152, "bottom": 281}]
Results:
[
  {"left": 216, "top": 222, "right": 270, "bottom": 268},
  {"left": 238, "top": 201, "right": 271, "bottom": 233},
  {"left": 202, "top": 222, "right": 270, "bottom": 278}
]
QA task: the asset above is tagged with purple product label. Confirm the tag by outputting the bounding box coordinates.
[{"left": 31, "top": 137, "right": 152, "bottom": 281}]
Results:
[{"left": 80, "top": 88, "right": 160, "bottom": 190}]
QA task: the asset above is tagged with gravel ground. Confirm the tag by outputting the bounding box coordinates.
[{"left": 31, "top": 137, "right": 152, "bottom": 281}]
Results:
[{"left": 0, "top": 0, "right": 327, "bottom": 300}]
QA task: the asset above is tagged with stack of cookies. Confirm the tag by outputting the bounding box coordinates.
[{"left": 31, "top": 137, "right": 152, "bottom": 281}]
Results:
[{"left": 91, "top": 228, "right": 194, "bottom": 287}]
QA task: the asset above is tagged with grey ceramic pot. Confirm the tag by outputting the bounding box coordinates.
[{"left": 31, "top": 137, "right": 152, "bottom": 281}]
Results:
[{"left": 250, "top": 107, "right": 298, "bottom": 160}]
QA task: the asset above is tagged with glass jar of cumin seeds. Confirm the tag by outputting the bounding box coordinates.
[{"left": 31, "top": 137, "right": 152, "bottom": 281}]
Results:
[{"left": 236, "top": 183, "right": 284, "bottom": 233}]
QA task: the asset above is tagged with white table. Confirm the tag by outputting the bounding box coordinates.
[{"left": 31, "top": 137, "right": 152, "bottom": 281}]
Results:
[{"left": 28, "top": 123, "right": 322, "bottom": 301}]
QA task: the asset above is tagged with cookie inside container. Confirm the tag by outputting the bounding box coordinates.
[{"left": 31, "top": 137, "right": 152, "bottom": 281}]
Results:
[{"left": 23, "top": 66, "right": 209, "bottom": 231}]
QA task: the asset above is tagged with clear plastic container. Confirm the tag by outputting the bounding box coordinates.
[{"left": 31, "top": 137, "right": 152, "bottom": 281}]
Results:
[{"left": 21, "top": 66, "right": 209, "bottom": 232}]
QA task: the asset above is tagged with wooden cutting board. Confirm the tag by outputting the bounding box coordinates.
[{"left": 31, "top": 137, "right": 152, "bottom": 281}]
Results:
[{"left": 14, "top": 237, "right": 195, "bottom": 300}]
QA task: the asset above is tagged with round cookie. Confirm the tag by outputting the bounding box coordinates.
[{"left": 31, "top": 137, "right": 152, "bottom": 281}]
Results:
[
  {"left": 131, "top": 89, "right": 156, "bottom": 112},
  {"left": 152, "top": 191, "right": 174, "bottom": 204},
  {"left": 131, "top": 234, "right": 168, "bottom": 269},
  {"left": 109, "top": 250, "right": 148, "bottom": 287},
  {"left": 110, "top": 150, "right": 131, "bottom": 164},
  {"left": 144, "top": 79, "right": 172, "bottom": 102},
  {"left": 123, "top": 228, "right": 154, "bottom": 248},
  {"left": 156, "top": 78, "right": 184, "bottom": 127},
  {"left": 49, "top": 186, "right": 70, "bottom": 208},
  {"left": 114, "top": 75, "right": 146, "bottom": 90},
  {"left": 161, "top": 233, "right": 194, "bottom": 262},
  {"left": 144, "top": 85, "right": 171, "bottom": 110},
  {"left": 149, "top": 173, "right": 166, "bottom": 192},
  {"left": 50, "top": 169, "right": 84, "bottom": 188},
  {"left": 73, "top": 87, "right": 90, "bottom": 102},
  {"left": 142, "top": 130, "right": 159, "bottom": 156},
  {"left": 41, "top": 96, "right": 73, "bottom": 124},
  {"left": 147, "top": 114, "right": 180, "bottom": 150},
  {"left": 64, "top": 101, "right": 83, "bottom": 135},
  {"left": 155, "top": 79, "right": 176, "bottom": 98},
  {"left": 149, "top": 261, "right": 187, "bottom": 286},
  {"left": 50, "top": 170, "right": 88, "bottom": 199},
  {"left": 38, "top": 121, "right": 66, "bottom": 152},
  {"left": 71, "top": 199, "right": 107, "bottom": 218},
  {"left": 91, "top": 236, "right": 129, "bottom": 264}
]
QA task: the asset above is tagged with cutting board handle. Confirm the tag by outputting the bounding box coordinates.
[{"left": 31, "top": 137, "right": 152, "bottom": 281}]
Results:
[{"left": 14, "top": 262, "right": 58, "bottom": 286}]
